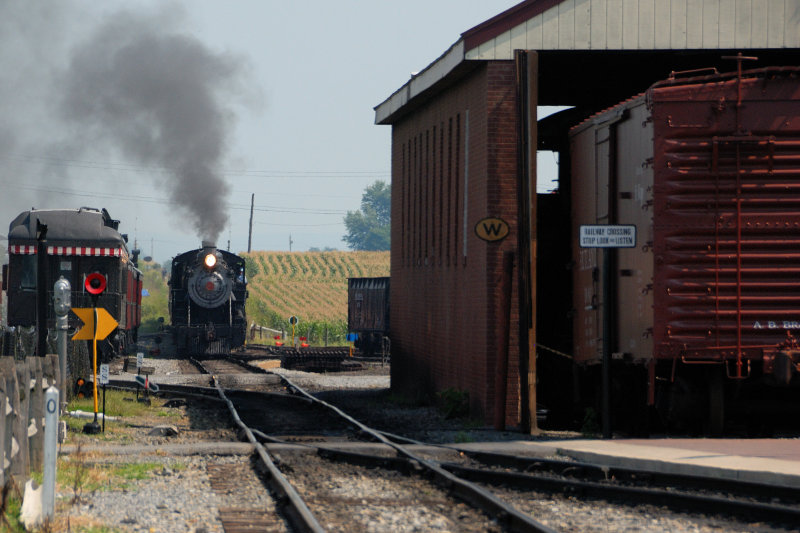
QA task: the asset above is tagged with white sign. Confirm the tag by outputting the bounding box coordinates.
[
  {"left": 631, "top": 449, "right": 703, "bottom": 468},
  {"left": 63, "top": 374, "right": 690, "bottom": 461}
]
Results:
[
  {"left": 579, "top": 225, "right": 637, "bottom": 248},
  {"left": 136, "top": 352, "right": 144, "bottom": 368},
  {"left": 99, "top": 364, "right": 109, "bottom": 386}
]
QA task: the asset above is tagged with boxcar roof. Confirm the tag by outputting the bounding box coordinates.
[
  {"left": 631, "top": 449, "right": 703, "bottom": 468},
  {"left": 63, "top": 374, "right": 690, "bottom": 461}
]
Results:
[{"left": 7, "top": 207, "right": 128, "bottom": 248}]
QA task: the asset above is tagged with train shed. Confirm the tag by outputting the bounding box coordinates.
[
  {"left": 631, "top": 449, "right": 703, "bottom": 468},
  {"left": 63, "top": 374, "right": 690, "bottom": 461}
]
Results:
[{"left": 375, "top": 0, "right": 800, "bottom": 431}]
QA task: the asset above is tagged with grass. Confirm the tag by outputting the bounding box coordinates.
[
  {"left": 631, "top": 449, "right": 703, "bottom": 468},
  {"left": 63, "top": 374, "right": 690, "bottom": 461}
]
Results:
[
  {"left": 64, "top": 389, "right": 184, "bottom": 447},
  {"left": 0, "top": 390, "right": 190, "bottom": 532},
  {"left": 0, "top": 483, "right": 24, "bottom": 532},
  {"left": 68, "top": 390, "right": 155, "bottom": 418},
  {"left": 58, "top": 456, "right": 165, "bottom": 493}
]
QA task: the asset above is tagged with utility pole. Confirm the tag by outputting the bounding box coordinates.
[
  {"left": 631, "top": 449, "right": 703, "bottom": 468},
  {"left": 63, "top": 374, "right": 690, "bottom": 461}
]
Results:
[{"left": 247, "top": 193, "right": 254, "bottom": 253}]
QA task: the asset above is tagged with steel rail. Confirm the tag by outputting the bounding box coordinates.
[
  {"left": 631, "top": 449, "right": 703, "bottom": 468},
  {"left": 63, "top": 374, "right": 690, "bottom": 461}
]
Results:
[
  {"left": 212, "top": 376, "right": 326, "bottom": 533},
  {"left": 442, "top": 462, "right": 800, "bottom": 527},
  {"left": 278, "top": 374, "right": 557, "bottom": 533},
  {"left": 104, "top": 376, "right": 800, "bottom": 530},
  {"left": 453, "top": 450, "right": 800, "bottom": 501},
  {"left": 247, "top": 424, "right": 800, "bottom": 530}
]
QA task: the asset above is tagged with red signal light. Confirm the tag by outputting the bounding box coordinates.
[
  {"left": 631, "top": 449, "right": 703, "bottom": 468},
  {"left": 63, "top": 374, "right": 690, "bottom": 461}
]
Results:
[
  {"left": 75, "top": 377, "right": 87, "bottom": 398},
  {"left": 85, "top": 272, "right": 107, "bottom": 295}
]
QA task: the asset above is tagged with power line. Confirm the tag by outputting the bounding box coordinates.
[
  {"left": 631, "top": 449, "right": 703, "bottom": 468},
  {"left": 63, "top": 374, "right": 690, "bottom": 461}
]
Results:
[
  {"left": 253, "top": 220, "right": 344, "bottom": 227},
  {"left": 0, "top": 154, "right": 390, "bottom": 179},
  {"left": 1, "top": 181, "right": 350, "bottom": 216}
]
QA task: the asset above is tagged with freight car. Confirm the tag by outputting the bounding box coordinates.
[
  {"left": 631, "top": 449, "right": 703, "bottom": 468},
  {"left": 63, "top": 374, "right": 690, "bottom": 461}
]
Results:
[
  {"left": 169, "top": 243, "right": 247, "bottom": 354},
  {"left": 569, "top": 66, "right": 800, "bottom": 434},
  {"left": 347, "top": 276, "right": 389, "bottom": 356},
  {"left": 2, "top": 207, "right": 142, "bottom": 359}
]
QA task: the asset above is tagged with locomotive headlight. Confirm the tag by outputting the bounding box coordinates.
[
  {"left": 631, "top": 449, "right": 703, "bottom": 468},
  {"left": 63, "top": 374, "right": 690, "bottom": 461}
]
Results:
[{"left": 204, "top": 253, "right": 217, "bottom": 269}]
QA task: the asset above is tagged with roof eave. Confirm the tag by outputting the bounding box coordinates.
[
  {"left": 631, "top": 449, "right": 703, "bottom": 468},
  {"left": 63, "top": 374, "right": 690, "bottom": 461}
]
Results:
[{"left": 374, "top": 39, "right": 466, "bottom": 125}]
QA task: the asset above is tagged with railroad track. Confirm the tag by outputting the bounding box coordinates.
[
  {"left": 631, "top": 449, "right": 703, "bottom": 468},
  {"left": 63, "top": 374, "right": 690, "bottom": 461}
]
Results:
[
  {"left": 174, "top": 355, "right": 554, "bottom": 530},
  {"left": 241, "top": 344, "right": 375, "bottom": 371},
  {"left": 439, "top": 451, "right": 800, "bottom": 528},
  {"left": 212, "top": 371, "right": 557, "bottom": 532},
  {"left": 103, "top": 357, "right": 799, "bottom": 531}
]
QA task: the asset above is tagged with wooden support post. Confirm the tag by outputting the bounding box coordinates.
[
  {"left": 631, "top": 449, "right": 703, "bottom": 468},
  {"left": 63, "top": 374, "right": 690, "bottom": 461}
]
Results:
[
  {"left": 515, "top": 50, "right": 539, "bottom": 433},
  {"left": 494, "top": 252, "right": 515, "bottom": 430}
]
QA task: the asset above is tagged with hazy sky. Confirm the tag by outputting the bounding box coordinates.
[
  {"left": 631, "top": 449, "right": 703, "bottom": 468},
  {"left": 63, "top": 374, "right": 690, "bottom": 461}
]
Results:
[{"left": 1, "top": 0, "right": 531, "bottom": 264}]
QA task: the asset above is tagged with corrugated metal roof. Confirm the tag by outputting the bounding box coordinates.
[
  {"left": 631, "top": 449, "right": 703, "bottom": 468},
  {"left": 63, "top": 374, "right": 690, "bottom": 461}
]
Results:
[
  {"left": 375, "top": 0, "right": 800, "bottom": 124},
  {"left": 466, "top": 0, "right": 800, "bottom": 60}
]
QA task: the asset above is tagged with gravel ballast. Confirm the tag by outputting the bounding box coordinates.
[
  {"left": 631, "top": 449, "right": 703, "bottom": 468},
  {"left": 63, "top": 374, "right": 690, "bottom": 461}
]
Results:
[{"left": 51, "top": 353, "right": 788, "bottom": 532}]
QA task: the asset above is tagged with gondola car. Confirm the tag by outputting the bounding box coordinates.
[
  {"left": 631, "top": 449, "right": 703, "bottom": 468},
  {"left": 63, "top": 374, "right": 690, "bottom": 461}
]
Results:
[
  {"left": 3, "top": 207, "right": 142, "bottom": 359},
  {"left": 169, "top": 243, "right": 247, "bottom": 354}
]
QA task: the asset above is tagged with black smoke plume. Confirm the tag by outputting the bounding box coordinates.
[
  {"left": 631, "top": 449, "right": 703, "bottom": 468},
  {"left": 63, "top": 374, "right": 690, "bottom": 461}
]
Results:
[{"left": 58, "top": 6, "right": 249, "bottom": 244}]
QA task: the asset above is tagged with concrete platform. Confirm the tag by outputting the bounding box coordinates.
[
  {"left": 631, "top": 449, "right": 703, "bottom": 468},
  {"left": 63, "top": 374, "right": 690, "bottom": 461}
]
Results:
[{"left": 457, "top": 438, "right": 800, "bottom": 489}]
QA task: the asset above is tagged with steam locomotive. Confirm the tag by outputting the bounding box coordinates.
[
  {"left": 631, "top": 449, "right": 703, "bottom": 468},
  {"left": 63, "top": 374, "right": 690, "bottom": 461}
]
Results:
[{"left": 169, "top": 243, "right": 247, "bottom": 354}]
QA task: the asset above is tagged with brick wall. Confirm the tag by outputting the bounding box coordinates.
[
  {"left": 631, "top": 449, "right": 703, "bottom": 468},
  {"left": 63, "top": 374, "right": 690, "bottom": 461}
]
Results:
[{"left": 389, "top": 61, "right": 522, "bottom": 427}]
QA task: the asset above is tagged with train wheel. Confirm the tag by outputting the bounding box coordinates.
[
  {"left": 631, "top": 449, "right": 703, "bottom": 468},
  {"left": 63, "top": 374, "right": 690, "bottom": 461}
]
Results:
[
  {"left": 665, "top": 376, "right": 704, "bottom": 435},
  {"left": 707, "top": 369, "right": 725, "bottom": 436}
]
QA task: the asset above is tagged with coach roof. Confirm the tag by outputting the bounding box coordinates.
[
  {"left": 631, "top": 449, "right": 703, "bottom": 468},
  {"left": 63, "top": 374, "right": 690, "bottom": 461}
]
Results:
[{"left": 8, "top": 207, "right": 128, "bottom": 249}]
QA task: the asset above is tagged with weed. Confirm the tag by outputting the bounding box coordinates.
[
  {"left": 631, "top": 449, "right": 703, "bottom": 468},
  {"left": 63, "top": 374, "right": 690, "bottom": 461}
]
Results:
[
  {"left": 59, "top": 453, "right": 161, "bottom": 495},
  {"left": 581, "top": 407, "right": 600, "bottom": 437},
  {"left": 68, "top": 390, "right": 153, "bottom": 418},
  {"left": 376, "top": 390, "right": 430, "bottom": 408},
  {"left": 437, "top": 388, "right": 470, "bottom": 419},
  {"left": 461, "top": 418, "right": 484, "bottom": 430},
  {"left": 0, "top": 479, "right": 24, "bottom": 532},
  {"left": 453, "top": 431, "right": 475, "bottom": 443},
  {"left": 110, "top": 463, "right": 162, "bottom": 489}
]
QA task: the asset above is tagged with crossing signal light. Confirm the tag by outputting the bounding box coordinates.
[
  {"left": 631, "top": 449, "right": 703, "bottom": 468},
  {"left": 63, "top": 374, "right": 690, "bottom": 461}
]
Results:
[
  {"left": 75, "top": 377, "right": 87, "bottom": 398},
  {"left": 85, "top": 272, "right": 107, "bottom": 295}
]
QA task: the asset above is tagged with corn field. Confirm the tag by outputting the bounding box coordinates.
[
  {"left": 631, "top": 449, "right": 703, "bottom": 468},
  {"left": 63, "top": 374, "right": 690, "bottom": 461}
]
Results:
[{"left": 242, "top": 251, "right": 389, "bottom": 344}]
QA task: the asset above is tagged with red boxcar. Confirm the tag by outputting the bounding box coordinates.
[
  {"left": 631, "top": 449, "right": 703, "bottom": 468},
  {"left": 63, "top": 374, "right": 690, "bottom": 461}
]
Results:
[
  {"left": 347, "top": 277, "right": 390, "bottom": 355},
  {"left": 570, "top": 67, "right": 800, "bottom": 433}
]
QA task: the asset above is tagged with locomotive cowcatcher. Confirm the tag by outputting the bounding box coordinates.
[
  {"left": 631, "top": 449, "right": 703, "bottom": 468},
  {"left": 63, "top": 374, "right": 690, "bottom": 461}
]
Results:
[{"left": 169, "top": 243, "right": 247, "bottom": 355}]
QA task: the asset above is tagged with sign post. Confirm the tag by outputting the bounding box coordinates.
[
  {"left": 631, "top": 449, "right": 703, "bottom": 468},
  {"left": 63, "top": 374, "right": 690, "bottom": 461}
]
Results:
[
  {"left": 72, "top": 272, "right": 117, "bottom": 434},
  {"left": 289, "top": 316, "right": 298, "bottom": 347},
  {"left": 99, "top": 363, "right": 109, "bottom": 432},
  {"left": 42, "top": 386, "right": 59, "bottom": 521},
  {"left": 579, "top": 225, "right": 637, "bottom": 439}
]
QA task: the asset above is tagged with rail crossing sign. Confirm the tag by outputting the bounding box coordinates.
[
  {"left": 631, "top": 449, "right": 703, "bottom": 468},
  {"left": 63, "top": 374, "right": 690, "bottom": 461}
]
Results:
[
  {"left": 71, "top": 307, "right": 119, "bottom": 341},
  {"left": 134, "top": 374, "right": 160, "bottom": 393},
  {"left": 474, "top": 217, "right": 510, "bottom": 242},
  {"left": 579, "top": 225, "right": 637, "bottom": 248},
  {"left": 99, "top": 364, "right": 109, "bottom": 386}
]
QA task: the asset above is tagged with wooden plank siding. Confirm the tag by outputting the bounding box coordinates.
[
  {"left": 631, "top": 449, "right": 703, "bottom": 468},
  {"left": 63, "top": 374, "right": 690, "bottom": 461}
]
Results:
[{"left": 465, "top": 0, "right": 800, "bottom": 59}]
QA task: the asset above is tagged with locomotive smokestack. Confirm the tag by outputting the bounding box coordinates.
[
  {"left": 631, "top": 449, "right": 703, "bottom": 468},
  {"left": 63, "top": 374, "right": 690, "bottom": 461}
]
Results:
[
  {"left": 56, "top": 5, "right": 254, "bottom": 244},
  {"left": 201, "top": 240, "right": 216, "bottom": 250}
]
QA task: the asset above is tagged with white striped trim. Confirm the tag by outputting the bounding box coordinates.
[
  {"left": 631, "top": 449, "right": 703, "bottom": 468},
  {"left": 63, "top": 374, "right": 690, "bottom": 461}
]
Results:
[
  {"left": 48, "top": 246, "right": 122, "bottom": 257},
  {"left": 9, "top": 245, "right": 124, "bottom": 257},
  {"left": 9, "top": 245, "right": 36, "bottom": 254}
]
